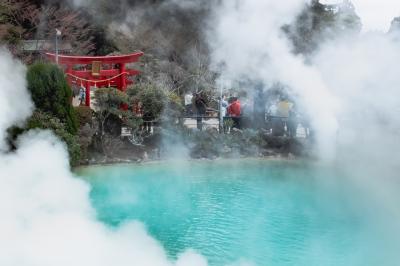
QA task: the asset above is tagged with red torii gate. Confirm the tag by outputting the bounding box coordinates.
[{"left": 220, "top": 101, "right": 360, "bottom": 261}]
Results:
[{"left": 46, "top": 52, "right": 144, "bottom": 107}]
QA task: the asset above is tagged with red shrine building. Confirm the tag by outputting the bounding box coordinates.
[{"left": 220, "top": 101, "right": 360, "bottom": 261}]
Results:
[{"left": 46, "top": 52, "right": 144, "bottom": 107}]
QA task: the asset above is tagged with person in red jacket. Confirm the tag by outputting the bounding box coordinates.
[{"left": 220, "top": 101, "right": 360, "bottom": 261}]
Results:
[
  {"left": 227, "top": 97, "right": 241, "bottom": 129},
  {"left": 227, "top": 97, "right": 241, "bottom": 117}
]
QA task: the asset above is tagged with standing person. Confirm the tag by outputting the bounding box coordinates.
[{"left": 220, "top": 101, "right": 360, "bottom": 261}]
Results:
[
  {"left": 195, "top": 93, "right": 207, "bottom": 130},
  {"left": 300, "top": 113, "right": 313, "bottom": 140},
  {"left": 276, "top": 95, "right": 293, "bottom": 118},
  {"left": 227, "top": 97, "right": 241, "bottom": 129},
  {"left": 276, "top": 95, "right": 293, "bottom": 136},
  {"left": 79, "top": 86, "right": 86, "bottom": 106},
  {"left": 184, "top": 92, "right": 193, "bottom": 116},
  {"left": 287, "top": 106, "right": 298, "bottom": 138},
  {"left": 253, "top": 88, "right": 266, "bottom": 129},
  {"left": 220, "top": 95, "right": 229, "bottom": 132},
  {"left": 220, "top": 95, "right": 228, "bottom": 118},
  {"left": 241, "top": 98, "right": 253, "bottom": 128}
]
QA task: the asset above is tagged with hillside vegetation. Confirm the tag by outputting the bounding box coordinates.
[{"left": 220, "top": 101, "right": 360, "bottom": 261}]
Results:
[{"left": 3, "top": 0, "right": 398, "bottom": 165}]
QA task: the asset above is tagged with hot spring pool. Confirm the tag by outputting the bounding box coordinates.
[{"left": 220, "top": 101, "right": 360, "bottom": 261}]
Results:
[{"left": 77, "top": 159, "right": 399, "bottom": 266}]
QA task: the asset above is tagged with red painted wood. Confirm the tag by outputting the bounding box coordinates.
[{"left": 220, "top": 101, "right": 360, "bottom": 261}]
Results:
[
  {"left": 120, "top": 63, "right": 127, "bottom": 91},
  {"left": 69, "top": 69, "right": 140, "bottom": 78},
  {"left": 45, "top": 52, "right": 143, "bottom": 107},
  {"left": 45, "top": 52, "right": 144, "bottom": 64},
  {"left": 85, "top": 81, "right": 90, "bottom": 107}
]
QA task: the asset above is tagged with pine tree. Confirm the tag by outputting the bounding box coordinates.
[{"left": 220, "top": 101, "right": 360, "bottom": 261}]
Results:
[{"left": 283, "top": 0, "right": 361, "bottom": 56}]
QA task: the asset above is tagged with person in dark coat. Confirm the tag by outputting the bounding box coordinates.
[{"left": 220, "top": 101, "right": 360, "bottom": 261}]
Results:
[
  {"left": 194, "top": 93, "right": 207, "bottom": 130},
  {"left": 253, "top": 87, "right": 266, "bottom": 129}
]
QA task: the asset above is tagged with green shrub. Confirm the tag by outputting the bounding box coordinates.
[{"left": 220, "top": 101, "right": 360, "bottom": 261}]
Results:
[
  {"left": 167, "top": 91, "right": 185, "bottom": 118},
  {"left": 127, "top": 83, "right": 166, "bottom": 121},
  {"left": 27, "top": 63, "right": 78, "bottom": 134},
  {"left": 74, "top": 106, "right": 94, "bottom": 126}
]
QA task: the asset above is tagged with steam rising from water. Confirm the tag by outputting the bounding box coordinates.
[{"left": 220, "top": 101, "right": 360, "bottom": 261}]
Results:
[
  {"left": 315, "top": 32, "right": 400, "bottom": 228},
  {"left": 209, "top": 0, "right": 340, "bottom": 159},
  {"left": 0, "top": 49, "right": 32, "bottom": 149},
  {"left": 2, "top": 0, "right": 400, "bottom": 264},
  {"left": 209, "top": 1, "right": 400, "bottom": 259},
  {"left": 209, "top": 0, "right": 400, "bottom": 162},
  {"left": 0, "top": 50, "right": 207, "bottom": 266}
]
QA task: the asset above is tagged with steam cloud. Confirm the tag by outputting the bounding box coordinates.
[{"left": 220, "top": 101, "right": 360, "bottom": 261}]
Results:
[
  {"left": 209, "top": 0, "right": 400, "bottom": 160},
  {"left": 0, "top": 49, "right": 208, "bottom": 266},
  {"left": 3, "top": 0, "right": 400, "bottom": 264},
  {"left": 209, "top": 0, "right": 400, "bottom": 260},
  {"left": 209, "top": 0, "right": 340, "bottom": 159},
  {"left": 0, "top": 49, "right": 33, "bottom": 149}
]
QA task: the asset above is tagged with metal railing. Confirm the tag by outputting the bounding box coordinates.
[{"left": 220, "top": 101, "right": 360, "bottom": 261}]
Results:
[
  {"left": 180, "top": 114, "right": 311, "bottom": 138},
  {"left": 120, "top": 113, "right": 312, "bottom": 139}
]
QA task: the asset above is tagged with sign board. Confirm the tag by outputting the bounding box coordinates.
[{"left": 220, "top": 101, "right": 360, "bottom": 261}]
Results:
[{"left": 92, "top": 61, "right": 102, "bottom": 76}]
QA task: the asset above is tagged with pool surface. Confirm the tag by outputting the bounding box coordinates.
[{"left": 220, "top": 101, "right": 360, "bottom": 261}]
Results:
[{"left": 78, "top": 159, "right": 399, "bottom": 266}]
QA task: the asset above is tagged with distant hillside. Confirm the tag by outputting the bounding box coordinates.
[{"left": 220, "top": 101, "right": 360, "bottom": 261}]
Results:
[{"left": 1, "top": 0, "right": 366, "bottom": 95}]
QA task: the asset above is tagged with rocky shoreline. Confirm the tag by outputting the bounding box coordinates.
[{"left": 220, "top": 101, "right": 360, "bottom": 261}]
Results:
[{"left": 79, "top": 132, "right": 310, "bottom": 167}]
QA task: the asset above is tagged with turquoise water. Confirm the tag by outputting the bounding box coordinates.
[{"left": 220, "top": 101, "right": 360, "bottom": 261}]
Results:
[{"left": 78, "top": 160, "right": 398, "bottom": 266}]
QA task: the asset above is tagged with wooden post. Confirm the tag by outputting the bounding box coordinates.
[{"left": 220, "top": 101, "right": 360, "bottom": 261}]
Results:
[
  {"left": 85, "top": 81, "right": 91, "bottom": 107},
  {"left": 66, "top": 65, "right": 73, "bottom": 104},
  {"left": 120, "top": 63, "right": 127, "bottom": 91}
]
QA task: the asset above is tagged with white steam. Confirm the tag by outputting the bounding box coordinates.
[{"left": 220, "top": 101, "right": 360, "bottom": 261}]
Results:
[
  {"left": 210, "top": 0, "right": 339, "bottom": 159},
  {"left": 209, "top": 1, "right": 400, "bottom": 257},
  {"left": 4, "top": 0, "right": 400, "bottom": 264},
  {"left": 209, "top": 0, "right": 400, "bottom": 165},
  {"left": 314, "top": 32, "right": 400, "bottom": 178},
  {"left": 0, "top": 50, "right": 207, "bottom": 266},
  {"left": 0, "top": 48, "right": 33, "bottom": 149},
  {"left": 313, "top": 33, "right": 400, "bottom": 259}
]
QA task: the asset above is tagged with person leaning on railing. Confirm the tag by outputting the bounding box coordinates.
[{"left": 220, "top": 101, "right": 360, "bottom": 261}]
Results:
[
  {"left": 194, "top": 93, "right": 207, "bottom": 130},
  {"left": 227, "top": 97, "right": 241, "bottom": 129},
  {"left": 275, "top": 96, "right": 296, "bottom": 137},
  {"left": 184, "top": 92, "right": 193, "bottom": 115}
]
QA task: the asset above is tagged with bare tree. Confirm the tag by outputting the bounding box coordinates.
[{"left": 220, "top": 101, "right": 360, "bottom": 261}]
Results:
[{"left": 0, "top": 0, "right": 95, "bottom": 60}]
